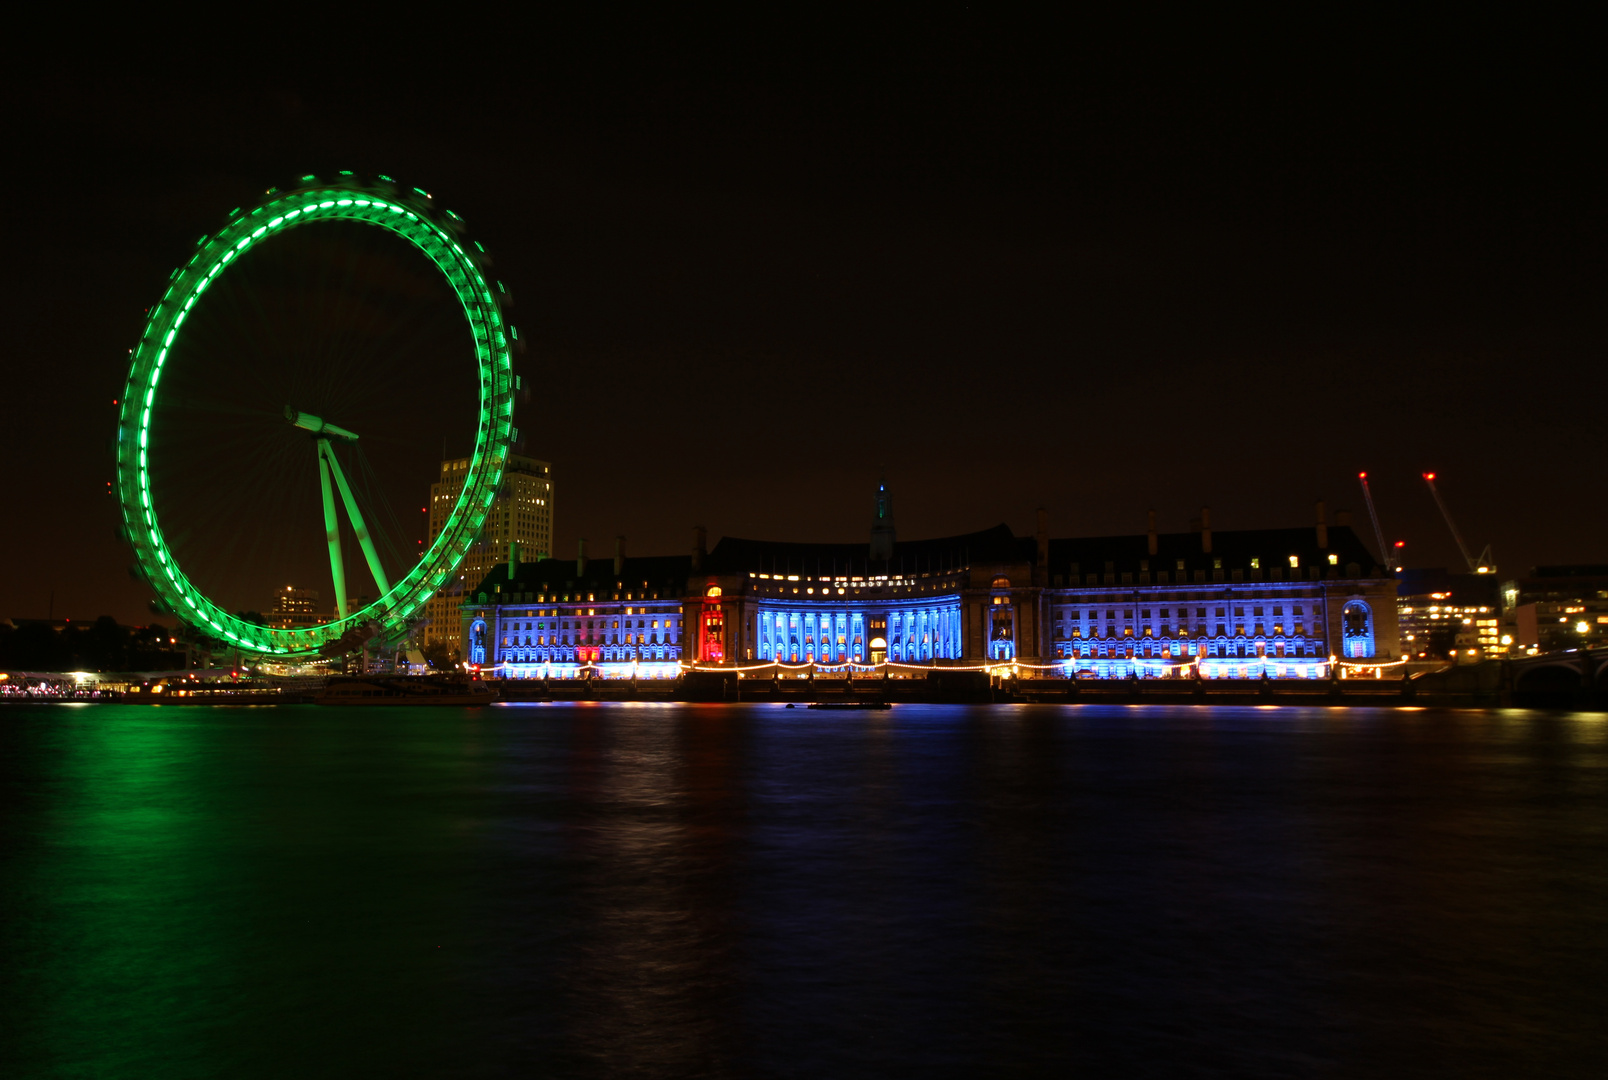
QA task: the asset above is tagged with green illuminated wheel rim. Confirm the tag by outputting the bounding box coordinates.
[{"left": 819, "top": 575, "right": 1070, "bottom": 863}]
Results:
[{"left": 115, "top": 176, "right": 517, "bottom": 658}]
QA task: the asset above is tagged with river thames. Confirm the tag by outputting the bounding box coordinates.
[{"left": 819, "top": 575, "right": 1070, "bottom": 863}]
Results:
[{"left": 2, "top": 702, "right": 1604, "bottom": 1077}]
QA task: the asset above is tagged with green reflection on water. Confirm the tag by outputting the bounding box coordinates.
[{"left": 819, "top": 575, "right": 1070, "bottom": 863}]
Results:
[
  {"left": 6, "top": 707, "right": 235, "bottom": 1076},
  {"left": 3, "top": 705, "right": 505, "bottom": 1079}
]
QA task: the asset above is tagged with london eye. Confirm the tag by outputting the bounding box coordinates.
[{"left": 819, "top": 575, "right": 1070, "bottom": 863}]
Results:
[{"left": 114, "top": 175, "right": 520, "bottom": 659}]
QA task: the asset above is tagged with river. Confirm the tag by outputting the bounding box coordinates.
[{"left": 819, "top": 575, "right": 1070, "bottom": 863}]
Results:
[{"left": 2, "top": 702, "right": 1604, "bottom": 1077}]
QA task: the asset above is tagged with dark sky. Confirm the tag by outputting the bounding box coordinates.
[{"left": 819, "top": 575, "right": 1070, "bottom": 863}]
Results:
[{"left": 5, "top": 20, "right": 1605, "bottom": 625}]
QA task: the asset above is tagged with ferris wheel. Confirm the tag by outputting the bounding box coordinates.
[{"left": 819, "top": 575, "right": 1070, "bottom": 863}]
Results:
[{"left": 114, "top": 175, "right": 520, "bottom": 659}]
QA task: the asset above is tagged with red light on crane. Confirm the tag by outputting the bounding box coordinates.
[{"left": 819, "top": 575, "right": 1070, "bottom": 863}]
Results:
[
  {"left": 1421, "top": 472, "right": 1494, "bottom": 573},
  {"left": 1358, "top": 471, "right": 1395, "bottom": 571}
]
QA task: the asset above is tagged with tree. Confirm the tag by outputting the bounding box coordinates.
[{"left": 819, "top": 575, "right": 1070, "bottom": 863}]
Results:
[
  {"left": 7, "top": 622, "right": 69, "bottom": 671},
  {"left": 83, "top": 616, "right": 128, "bottom": 671},
  {"left": 421, "top": 639, "right": 461, "bottom": 671}
]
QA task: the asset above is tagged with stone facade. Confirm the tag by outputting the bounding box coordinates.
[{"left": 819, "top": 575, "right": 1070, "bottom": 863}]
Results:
[{"left": 461, "top": 489, "right": 1397, "bottom": 678}]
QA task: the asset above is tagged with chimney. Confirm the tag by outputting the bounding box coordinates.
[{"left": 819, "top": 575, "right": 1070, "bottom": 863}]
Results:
[
  {"left": 508, "top": 540, "right": 520, "bottom": 580},
  {"left": 1201, "top": 507, "right": 1212, "bottom": 554},
  {"left": 614, "top": 535, "right": 625, "bottom": 577},
  {"left": 1147, "top": 509, "right": 1158, "bottom": 556},
  {"left": 1035, "top": 508, "right": 1049, "bottom": 570},
  {"left": 1316, "top": 500, "right": 1328, "bottom": 550},
  {"left": 577, "top": 537, "right": 588, "bottom": 577},
  {"left": 692, "top": 525, "right": 706, "bottom": 572}
]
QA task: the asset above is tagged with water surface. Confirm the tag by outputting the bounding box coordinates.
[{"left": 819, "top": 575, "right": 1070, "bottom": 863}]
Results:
[{"left": 2, "top": 703, "right": 1604, "bottom": 1077}]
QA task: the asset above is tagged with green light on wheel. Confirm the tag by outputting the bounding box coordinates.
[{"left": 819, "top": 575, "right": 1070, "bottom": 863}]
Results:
[{"left": 115, "top": 179, "right": 517, "bottom": 660}]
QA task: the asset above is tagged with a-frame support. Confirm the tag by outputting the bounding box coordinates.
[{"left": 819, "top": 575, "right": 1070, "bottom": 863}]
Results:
[
  {"left": 315, "top": 436, "right": 391, "bottom": 619},
  {"left": 317, "top": 443, "right": 349, "bottom": 618}
]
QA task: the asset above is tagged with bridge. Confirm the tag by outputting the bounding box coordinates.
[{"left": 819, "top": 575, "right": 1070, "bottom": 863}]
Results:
[
  {"left": 1407, "top": 646, "right": 1608, "bottom": 709},
  {"left": 1507, "top": 645, "right": 1608, "bottom": 707}
]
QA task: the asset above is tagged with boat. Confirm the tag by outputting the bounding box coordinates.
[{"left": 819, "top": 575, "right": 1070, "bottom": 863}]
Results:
[
  {"left": 806, "top": 700, "right": 892, "bottom": 710},
  {"left": 314, "top": 676, "right": 499, "bottom": 706}
]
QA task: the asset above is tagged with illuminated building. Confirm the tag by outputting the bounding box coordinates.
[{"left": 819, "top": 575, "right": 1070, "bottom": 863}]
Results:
[
  {"left": 462, "top": 484, "right": 1398, "bottom": 679},
  {"left": 462, "top": 540, "right": 688, "bottom": 677},
  {"left": 422, "top": 453, "right": 553, "bottom": 656},
  {"left": 1396, "top": 569, "right": 1505, "bottom": 662},
  {"left": 1501, "top": 565, "right": 1608, "bottom": 656},
  {"left": 268, "top": 586, "right": 321, "bottom": 630}
]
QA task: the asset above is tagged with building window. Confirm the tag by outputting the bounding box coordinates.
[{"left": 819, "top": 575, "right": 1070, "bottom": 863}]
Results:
[
  {"left": 1342, "top": 601, "right": 1374, "bottom": 658},
  {"left": 701, "top": 604, "right": 725, "bottom": 661}
]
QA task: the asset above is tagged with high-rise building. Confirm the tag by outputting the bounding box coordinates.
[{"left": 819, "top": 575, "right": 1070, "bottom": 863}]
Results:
[
  {"left": 421, "top": 454, "right": 553, "bottom": 655},
  {"left": 1395, "top": 569, "right": 1505, "bottom": 662},
  {"left": 269, "top": 586, "right": 321, "bottom": 630},
  {"left": 1502, "top": 565, "right": 1608, "bottom": 655}
]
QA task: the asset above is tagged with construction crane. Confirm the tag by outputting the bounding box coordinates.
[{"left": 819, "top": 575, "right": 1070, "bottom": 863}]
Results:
[
  {"left": 1422, "top": 472, "right": 1495, "bottom": 574},
  {"left": 1357, "top": 472, "right": 1396, "bottom": 571}
]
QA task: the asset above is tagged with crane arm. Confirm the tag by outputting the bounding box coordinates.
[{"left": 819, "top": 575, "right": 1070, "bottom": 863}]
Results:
[
  {"left": 1358, "top": 472, "right": 1393, "bottom": 570},
  {"left": 1422, "top": 472, "right": 1480, "bottom": 573}
]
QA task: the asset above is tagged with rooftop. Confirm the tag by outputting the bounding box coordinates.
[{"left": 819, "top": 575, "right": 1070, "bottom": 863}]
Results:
[{"left": 465, "top": 521, "right": 1385, "bottom": 599}]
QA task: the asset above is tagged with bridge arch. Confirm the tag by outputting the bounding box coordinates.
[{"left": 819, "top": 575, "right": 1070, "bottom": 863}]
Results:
[{"left": 1514, "top": 662, "right": 1584, "bottom": 699}]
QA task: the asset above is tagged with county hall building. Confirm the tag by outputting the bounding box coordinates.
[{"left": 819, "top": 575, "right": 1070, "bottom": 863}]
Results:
[{"left": 461, "top": 482, "right": 1398, "bottom": 679}]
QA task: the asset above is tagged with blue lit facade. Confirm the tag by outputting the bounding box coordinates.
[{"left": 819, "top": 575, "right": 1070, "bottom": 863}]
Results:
[
  {"left": 1036, "top": 514, "right": 1396, "bottom": 678},
  {"left": 1049, "top": 587, "right": 1338, "bottom": 679},
  {"left": 462, "top": 489, "right": 1399, "bottom": 679},
  {"left": 461, "top": 552, "right": 689, "bottom": 678},
  {"left": 756, "top": 595, "right": 962, "bottom": 663}
]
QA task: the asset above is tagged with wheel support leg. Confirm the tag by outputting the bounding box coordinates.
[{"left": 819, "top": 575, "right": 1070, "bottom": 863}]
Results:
[
  {"left": 320, "top": 440, "right": 392, "bottom": 596},
  {"left": 318, "top": 439, "right": 348, "bottom": 619}
]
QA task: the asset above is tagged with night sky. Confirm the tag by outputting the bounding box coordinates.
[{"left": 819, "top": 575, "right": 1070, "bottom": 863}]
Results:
[{"left": 5, "top": 22, "right": 1605, "bottom": 625}]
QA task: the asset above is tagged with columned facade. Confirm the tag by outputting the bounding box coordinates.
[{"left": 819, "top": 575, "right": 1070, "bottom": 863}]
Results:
[{"left": 460, "top": 488, "right": 1398, "bottom": 678}]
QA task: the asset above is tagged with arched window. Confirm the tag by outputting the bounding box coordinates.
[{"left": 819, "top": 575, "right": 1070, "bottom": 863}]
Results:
[
  {"left": 1342, "top": 600, "right": 1374, "bottom": 658},
  {"left": 987, "top": 579, "right": 1015, "bottom": 659}
]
